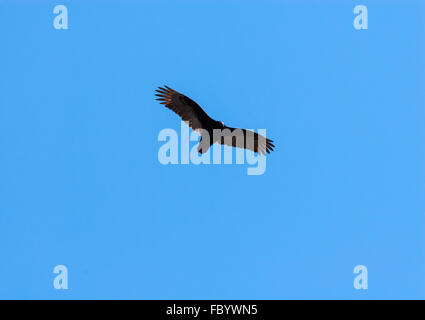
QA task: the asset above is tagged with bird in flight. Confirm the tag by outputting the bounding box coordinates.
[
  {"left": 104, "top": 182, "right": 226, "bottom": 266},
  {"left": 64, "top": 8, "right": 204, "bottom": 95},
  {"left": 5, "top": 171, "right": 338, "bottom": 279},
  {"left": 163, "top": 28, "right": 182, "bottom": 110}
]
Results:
[{"left": 155, "top": 86, "right": 275, "bottom": 155}]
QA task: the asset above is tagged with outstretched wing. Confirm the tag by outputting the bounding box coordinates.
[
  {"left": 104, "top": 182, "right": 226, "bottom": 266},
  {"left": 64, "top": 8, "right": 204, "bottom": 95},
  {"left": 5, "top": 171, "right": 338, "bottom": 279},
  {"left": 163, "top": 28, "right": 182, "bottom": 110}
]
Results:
[
  {"left": 219, "top": 126, "right": 275, "bottom": 156},
  {"left": 155, "top": 86, "right": 214, "bottom": 131}
]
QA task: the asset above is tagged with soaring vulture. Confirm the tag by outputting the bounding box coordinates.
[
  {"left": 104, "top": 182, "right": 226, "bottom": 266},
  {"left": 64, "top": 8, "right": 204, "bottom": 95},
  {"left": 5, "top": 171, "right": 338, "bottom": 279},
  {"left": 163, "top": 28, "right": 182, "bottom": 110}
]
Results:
[{"left": 155, "top": 86, "right": 275, "bottom": 155}]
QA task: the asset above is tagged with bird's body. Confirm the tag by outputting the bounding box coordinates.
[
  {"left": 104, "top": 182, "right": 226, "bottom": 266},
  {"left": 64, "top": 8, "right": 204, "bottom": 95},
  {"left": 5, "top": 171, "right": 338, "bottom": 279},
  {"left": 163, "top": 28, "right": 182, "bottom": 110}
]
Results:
[{"left": 155, "top": 86, "right": 274, "bottom": 155}]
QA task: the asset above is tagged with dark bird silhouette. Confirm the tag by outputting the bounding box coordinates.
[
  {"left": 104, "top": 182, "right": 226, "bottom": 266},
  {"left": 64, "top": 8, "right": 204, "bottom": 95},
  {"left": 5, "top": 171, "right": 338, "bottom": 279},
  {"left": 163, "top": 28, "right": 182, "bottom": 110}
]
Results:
[{"left": 155, "top": 86, "right": 275, "bottom": 155}]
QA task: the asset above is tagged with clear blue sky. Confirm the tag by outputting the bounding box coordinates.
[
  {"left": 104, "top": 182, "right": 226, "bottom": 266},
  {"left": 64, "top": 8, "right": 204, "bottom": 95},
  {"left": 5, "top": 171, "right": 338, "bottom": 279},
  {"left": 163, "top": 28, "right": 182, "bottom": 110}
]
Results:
[{"left": 1, "top": 0, "right": 424, "bottom": 299}]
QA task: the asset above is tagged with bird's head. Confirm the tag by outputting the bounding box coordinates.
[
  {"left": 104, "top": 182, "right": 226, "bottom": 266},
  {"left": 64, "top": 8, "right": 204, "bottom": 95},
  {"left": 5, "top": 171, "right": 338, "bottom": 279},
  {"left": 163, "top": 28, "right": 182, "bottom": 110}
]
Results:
[{"left": 218, "top": 121, "right": 225, "bottom": 128}]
